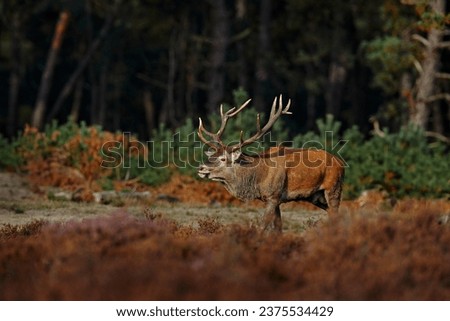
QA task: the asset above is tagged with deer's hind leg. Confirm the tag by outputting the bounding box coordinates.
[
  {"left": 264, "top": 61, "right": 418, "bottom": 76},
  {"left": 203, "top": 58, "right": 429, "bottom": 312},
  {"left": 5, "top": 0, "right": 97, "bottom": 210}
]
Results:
[
  {"left": 324, "top": 184, "right": 342, "bottom": 215},
  {"left": 310, "top": 190, "right": 329, "bottom": 211}
]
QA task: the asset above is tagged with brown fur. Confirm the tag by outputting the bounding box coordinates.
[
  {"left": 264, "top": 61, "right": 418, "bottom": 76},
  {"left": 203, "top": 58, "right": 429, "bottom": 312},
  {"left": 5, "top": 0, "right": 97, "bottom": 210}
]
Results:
[{"left": 198, "top": 146, "right": 345, "bottom": 232}]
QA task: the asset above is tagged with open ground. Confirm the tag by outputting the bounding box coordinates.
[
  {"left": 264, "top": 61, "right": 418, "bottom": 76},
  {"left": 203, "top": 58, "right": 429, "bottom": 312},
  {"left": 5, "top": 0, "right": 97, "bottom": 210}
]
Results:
[{"left": 0, "top": 172, "right": 449, "bottom": 300}]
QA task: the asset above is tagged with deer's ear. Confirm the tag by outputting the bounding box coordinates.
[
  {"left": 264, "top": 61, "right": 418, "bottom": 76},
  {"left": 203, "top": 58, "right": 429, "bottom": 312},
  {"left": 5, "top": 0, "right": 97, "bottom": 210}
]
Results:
[
  {"left": 205, "top": 150, "right": 215, "bottom": 157},
  {"left": 230, "top": 150, "right": 241, "bottom": 163}
]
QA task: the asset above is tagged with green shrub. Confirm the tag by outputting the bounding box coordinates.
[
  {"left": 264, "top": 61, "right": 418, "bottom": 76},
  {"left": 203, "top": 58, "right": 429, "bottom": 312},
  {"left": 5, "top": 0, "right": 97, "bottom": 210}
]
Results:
[
  {"left": 109, "top": 123, "right": 173, "bottom": 186},
  {"left": 171, "top": 118, "right": 203, "bottom": 177},
  {"left": 294, "top": 117, "right": 449, "bottom": 199},
  {"left": 0, "top": 135, "right": 21, "bottom": 170},
  {"left": 139, "top": 166, "right": 172, "bottom": 186},
  {"left": 344, "top": 125, "right": 449, "bottom": 198},
  {"left": 2, "top": 105, "right": 448, "bottom": 198}
]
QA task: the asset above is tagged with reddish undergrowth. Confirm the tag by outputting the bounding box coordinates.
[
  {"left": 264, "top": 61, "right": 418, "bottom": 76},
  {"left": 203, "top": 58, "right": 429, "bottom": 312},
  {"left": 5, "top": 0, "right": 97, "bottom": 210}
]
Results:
[
  {"left": 1, "top": 207, "right": 449, "bottom": 300},
  {"left": 153, "top": 174, "right": 240, "bottom": 205}
]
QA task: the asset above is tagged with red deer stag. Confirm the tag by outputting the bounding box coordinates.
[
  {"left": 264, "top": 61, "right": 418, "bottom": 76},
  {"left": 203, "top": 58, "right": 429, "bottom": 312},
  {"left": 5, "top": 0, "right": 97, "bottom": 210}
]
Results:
[{"left": 197, "top": 96, "right": 345, "bottom": 232}]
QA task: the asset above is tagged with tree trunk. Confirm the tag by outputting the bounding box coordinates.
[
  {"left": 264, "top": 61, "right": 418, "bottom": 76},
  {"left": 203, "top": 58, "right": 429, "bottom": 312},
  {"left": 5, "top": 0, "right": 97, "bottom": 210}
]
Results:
[
  {"left": 86, "top": 0, "right": 99, "bottom": 125},
  {"left": 7, "top": 14, "right": 21, "bottom": 137},
  {"left": 411, "top": 0, "right": 445, "bottom": 129},
  {"left": 325, "top": 55, "right": 347, "bottom": 116},
  {"left": 167, "top": 30, "right": 177, "bottom": 126},
  {"left": 46, "top": 13, "right": 115, "bottom": 122},
  {"left": 206, "top": 0, "right": 229, "bottom": 113},
  {"left": 70, "top": 78, "right": 83, "bottom": 122},
  {"left": 432, "top": 104, "right": 444, "bottom": 134},
  {"left": 143, "top": 89, "right": 155, "bottom": 138},
  {"left": 254, "top": 0, "right": 272, "bottom": 111},
  {"left": 401, "top": 72, "right": 414, "bottom": 126},
  {"left": 31, "top": 10, "right": 70, "bottom": 129},
  {"left": 185, "top": 43, "right": 198, "bottom": 118},
  {"left": 325, "top": 7, "right": 348, "bottom": 117},
  {"left": 306, "top": 93, "right": 317, "bottom": 130},
  {"left": 177, "top": 17, "right": 189, "bottom": 121},
  {"left": 98, "top": 62, "right": 107, "bottom": 127},
  {"left": 89, "top": 80, "right": 99, "bottom": 124},
  {"left": 236, "top": 0, "right": 248, "bottom": 90}
]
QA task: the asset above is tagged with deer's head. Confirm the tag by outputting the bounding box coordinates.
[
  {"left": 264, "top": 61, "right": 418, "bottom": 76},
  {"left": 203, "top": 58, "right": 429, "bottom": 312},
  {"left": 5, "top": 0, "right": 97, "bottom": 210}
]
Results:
[
  {"left": 197, "top": 95, "right": 291, "bottom": 182},
  {"left": 197, "top": 148, "right": 245, "bottom": 182}
]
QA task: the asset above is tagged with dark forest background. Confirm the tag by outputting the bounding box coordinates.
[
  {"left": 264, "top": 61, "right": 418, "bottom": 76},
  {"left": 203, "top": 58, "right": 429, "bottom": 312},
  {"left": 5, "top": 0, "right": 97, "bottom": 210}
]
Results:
[{"left": 1, "top": 0, "right": 449, "bottom": 140}]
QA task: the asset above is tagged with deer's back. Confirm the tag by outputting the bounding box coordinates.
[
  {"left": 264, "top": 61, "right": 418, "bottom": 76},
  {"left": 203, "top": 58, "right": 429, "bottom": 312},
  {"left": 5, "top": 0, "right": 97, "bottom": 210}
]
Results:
[{"left": 259, "top": 147, "right": 344, "bottom": 195}]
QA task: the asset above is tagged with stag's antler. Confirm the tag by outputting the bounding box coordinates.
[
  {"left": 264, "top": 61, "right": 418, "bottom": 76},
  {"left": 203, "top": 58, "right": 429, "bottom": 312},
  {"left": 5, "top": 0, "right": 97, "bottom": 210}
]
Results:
[
  {"left": 198, "top": 95, "right": 291, "bottom": 151},
  {"left": 198, "top": 99, "right": 252, "bottom": 149},
  {"left": 232, "top": 95, "right": 291, "bottom": 151}
]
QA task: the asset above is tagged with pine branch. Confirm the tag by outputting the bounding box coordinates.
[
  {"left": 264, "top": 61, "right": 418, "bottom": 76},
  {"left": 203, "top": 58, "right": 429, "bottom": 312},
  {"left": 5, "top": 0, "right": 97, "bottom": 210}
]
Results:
[
  {"left": 425, "top": 131, "right": 450, "bottom": 144},
  {"left": 412, "top": 34, "right": 430, "bottom": 47},
  {"left": 426, "top": 93, "right": 450, "bottom": 103},
  {"left": 413, "top": 58, "right": 423, "bottom": 74},
  {"left": 435, "top": 72, "right": 450, "bottom": 79},
  {"left": 437, "top": 41, "right": 450, "bottom": 49}
]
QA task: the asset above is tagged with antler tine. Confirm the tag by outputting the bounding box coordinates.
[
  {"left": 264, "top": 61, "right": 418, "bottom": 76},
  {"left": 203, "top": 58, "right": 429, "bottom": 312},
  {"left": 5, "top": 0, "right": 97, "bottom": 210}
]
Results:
[
  {"left": 198, "top": 99, "right": 253, "bottom": 149},
  {"left": 239, "top": 130, "right": 244, "bottom": 145},
  {"left": 198, "top": 117, "right": 219, "bottom": 150},
  {"left": 269, "top": 96, "right": 278, "bottom": 118},
  {"left": 256, "top": 113, "right": 261, "bottom": 132},
  {"left": 216, "top": 99, "right": 252, "bottom": 138},
  {"left": 198, "top": 117, "right": 218, "bottom": 138},
  {"left": 283, "top": 99, "right": 292, "bottom": 114},
  {"left": 231, "top": 95, "right": 292, "bottom": 151},
  {"left": 278, "top": 95, "right": 283, "bottom": 113},
  {"left": 227, "top": 99, "right": 252, "bottom": 117},
  {"left": 277, "top": 95, "right": 292, "bottom": 115}
]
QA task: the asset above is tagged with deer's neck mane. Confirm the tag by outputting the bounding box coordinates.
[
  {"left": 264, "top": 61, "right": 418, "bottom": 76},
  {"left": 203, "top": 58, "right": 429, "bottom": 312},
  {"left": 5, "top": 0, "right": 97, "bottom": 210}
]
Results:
[{"left": 223, "top": 159, "right": 265, "bottom": 201}]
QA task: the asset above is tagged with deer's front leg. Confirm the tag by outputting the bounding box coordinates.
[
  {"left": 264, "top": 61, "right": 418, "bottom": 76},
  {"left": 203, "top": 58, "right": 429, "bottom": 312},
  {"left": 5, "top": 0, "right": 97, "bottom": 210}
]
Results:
[{"left": 263, "top": 200, "right": 282, "bottom": 233}]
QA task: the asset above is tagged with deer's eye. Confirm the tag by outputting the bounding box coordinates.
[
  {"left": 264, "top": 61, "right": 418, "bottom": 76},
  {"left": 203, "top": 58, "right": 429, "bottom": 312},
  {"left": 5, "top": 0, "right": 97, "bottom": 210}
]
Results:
[{"left": 219, "top": 156, "right": 226, "bottom": 162}]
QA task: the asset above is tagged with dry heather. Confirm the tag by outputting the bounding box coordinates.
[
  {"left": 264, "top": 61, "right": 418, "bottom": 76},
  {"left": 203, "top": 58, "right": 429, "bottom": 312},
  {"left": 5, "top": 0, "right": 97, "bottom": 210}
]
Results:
[{"left": 1, "top": 204, "right": 449, "bottom": 301}]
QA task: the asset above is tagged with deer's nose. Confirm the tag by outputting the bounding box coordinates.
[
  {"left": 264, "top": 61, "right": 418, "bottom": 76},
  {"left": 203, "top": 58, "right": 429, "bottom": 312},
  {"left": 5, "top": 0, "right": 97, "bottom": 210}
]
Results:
[{"left": 198, "top": 165, "right": 209, "bottom": 179}]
